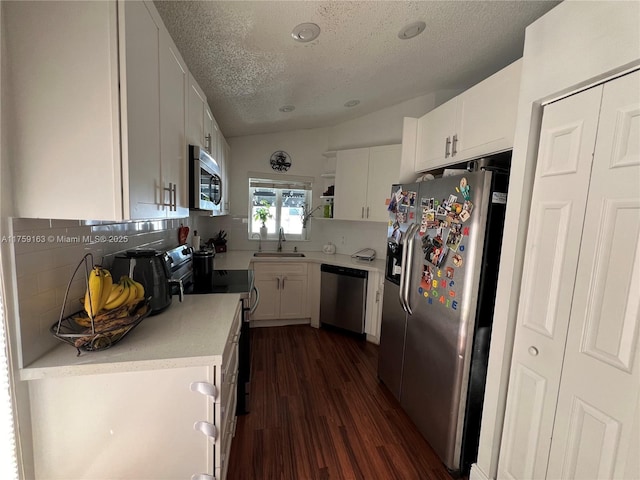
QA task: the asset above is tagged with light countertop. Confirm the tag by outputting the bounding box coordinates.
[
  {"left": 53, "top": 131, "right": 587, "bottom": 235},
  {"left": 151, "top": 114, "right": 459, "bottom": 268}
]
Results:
[
  {"left": 214, "top": 250, "right": 386, "bottom": 273},
  {"left": 21, "top": 293, "right": 242, "bottom": 381},
  {"left": 21, "top": 250, "right": 385, "bottom": 381}
]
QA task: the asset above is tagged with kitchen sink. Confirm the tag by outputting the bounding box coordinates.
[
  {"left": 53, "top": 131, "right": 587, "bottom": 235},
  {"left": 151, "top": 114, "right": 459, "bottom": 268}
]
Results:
[{"left": 253, "top": 252, "right": 306, "bottom": 258}]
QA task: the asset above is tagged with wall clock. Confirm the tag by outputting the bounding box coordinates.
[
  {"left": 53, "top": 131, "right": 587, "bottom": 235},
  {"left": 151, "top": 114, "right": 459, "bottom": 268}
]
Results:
[{"left": 270, "top": 151, "right": 292, "bottom": 172}]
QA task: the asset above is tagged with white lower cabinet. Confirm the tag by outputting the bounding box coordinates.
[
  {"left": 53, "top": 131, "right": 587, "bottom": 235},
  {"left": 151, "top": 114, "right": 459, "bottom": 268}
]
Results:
[
  {"left": 28, "top": 305, "right": 241, "bottom": 480},
  {"left": 252, "top": 262, "right": 309, "bottom": 321}
]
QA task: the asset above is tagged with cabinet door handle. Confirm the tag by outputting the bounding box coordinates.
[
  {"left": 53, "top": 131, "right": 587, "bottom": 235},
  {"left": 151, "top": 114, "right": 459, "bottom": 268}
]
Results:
[
  {"left": 445, "top": 137, "right": 451, "bottom": 158},
  {"left": 190, "top": 381, "right": 218, "bottom": 400},
  {"left": 282, "top": 276, "right": 286, "bottom": 289},
  {"left": 366, "top": 206, "right": 370, "bottom": 218},
  {"left": 276, "top": 277, "right": 280, "bottom": 290},
  {"left": 361, "top": 206, "right": 365, "bottom": 219},
  {"left": 231, "top": 333, "right": 240, "bottom": 344},
  {"left": 452, "top": 134, "right": 458, "bottom": 156},
  {"left": 194, "top": 421, "right": 218, "bottom": 442}
]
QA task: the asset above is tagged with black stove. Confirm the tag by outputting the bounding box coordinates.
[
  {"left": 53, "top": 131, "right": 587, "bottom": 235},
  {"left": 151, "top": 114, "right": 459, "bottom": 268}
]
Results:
[
  {"left": 164, "top": 244, "right": 254, "bottom": 415},
  {"left": 187, "top": 269, "right": 254, "bottom": 295}
]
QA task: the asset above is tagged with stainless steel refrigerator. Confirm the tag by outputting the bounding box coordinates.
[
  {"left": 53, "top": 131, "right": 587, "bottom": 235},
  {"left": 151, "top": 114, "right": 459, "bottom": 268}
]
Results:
[{"left": 378, "top": 169, "right": 508, "bottom": 474}]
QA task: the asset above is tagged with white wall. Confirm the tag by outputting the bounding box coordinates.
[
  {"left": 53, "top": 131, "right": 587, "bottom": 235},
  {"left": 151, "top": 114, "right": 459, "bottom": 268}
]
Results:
[
  {"left": 471, "top": 3, "right": 640, "bottom": 480},
  {"left": 201, "top": 89, "right": 462, "bottom": 256},
  {"left": 198, "top": 126, "right": 391, "bottom": 256}
]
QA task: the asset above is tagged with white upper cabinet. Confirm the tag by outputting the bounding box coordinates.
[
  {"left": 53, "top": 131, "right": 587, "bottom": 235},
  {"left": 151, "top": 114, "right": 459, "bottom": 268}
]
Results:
[
  {"left": 414, "top": 59, "right": 522, "bottom": 172},
  {"left": 122, "top": 0, "right": 163, "bottom": 220},
  {"left": 158, "top": 24, "right": 189, "bottom": 218},
  {"left": 334, "top": 145, "right": 401, "bottom": 222},
  {"left": 6, "top": 0, "right": 189, "bottom": 221},
  {"left": 187, "top": 76, "right": 207, "bottom": 149}
]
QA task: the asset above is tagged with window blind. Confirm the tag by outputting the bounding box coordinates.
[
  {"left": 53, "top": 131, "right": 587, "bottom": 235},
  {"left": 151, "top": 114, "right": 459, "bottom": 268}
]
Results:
[
  {"left": 249, "top": 177, "right": 312, "bottom": 190},
  {"left": 0, "top": 290, "right": 18, "bottom": 480}
]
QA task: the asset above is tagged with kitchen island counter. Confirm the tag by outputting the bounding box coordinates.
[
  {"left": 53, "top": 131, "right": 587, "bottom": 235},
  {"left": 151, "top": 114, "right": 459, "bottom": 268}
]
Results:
[{"left": 20, "top": 293, "right": 242, "bottom": 380}]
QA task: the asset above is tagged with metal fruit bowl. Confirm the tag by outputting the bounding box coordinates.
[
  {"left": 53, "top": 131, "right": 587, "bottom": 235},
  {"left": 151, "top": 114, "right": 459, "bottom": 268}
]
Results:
[{"left": 51, "top": 298, "right": 151, "bottom": 354}]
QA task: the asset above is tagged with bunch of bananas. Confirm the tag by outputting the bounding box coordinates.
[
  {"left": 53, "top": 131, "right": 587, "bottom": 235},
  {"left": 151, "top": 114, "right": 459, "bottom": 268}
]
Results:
[
  {"left": 83, "top": 266, "right": 112, "bottom": 318},
  {"left": 83, "top": 268, "right": 145, "bottom": 319},
  {"left": 102, "top": 276, "right": 145, "bottom": 311}
]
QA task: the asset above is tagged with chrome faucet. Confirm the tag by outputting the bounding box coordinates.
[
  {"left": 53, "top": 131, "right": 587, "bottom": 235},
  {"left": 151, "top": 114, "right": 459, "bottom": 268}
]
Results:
[
  {"left": 277, "top": 227, "right": 286, "bottom": 252},
  {"left": 251, "top": 233, "right": 262, "bottom": 252}
]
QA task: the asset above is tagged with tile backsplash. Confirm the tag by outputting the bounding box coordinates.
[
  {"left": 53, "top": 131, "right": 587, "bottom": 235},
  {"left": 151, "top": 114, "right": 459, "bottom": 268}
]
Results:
[{"left": 11, "top": 217, "right": 191, "bottom": 366}]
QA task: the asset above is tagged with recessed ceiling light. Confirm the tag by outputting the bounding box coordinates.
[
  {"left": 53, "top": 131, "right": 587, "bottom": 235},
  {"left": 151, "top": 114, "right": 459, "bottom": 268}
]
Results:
[
  {"left": 398, "top": 21, "right": 426, "bottom": 40},
  {"left": 279, "top": 105, "right": 295, "bottom": 112},
  {"left": 344, "top": 100, "right": 360, "bottom": 108},
  {"left": 291, "top": 23, "right": 321, "bottom": 43}
]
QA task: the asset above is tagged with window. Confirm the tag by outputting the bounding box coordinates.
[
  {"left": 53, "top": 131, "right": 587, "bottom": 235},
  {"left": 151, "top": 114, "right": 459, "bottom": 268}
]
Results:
[{"left": 249, "top": 176, "right": 312, "bottom": 240}]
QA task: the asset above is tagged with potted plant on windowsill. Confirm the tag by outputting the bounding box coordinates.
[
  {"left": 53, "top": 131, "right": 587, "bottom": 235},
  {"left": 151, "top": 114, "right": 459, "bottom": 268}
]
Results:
[
  {"left": 300, "top": 203, "right": 322, "bottom": 240},
  {"left": 254, "top": 201, "right": 272, "bottom": 239}
]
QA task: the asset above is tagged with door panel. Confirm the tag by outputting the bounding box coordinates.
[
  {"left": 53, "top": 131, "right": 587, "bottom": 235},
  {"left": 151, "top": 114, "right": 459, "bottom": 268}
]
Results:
[
  {"left": 499, "top": 85, "right": 604, "bottom": 479},
  {"left": 279, "top": 276, "right": 307, "bottom": 318},
  {"left": 334, "top": 148, "right": 369, "bottom": 220},
  {"left": 378, "top": 281, "right": 406, "bottom": 400},
  {"left": 252, "top": 277, "right": 279, "bottom": 320},
  {"left": 546, "top": 70, "right": 640, "bottom": 479},
  {"left": 367, "top": 145, "right": 401, "bottom": 222}
]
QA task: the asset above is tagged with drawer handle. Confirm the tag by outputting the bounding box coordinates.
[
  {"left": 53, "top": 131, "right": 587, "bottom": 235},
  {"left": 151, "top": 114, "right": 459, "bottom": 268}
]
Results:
[
  {"left": 194, "top": 421, "right": 218, "bottom": 441},
  {"left": 231, "top": 333, "right": 240, "bottom": 344},
  {"left": 191, "top": 474, "right": 215, "bottom": 480},
  {"left": 190, "top": 381, "right": 218, "bottom": 400}
]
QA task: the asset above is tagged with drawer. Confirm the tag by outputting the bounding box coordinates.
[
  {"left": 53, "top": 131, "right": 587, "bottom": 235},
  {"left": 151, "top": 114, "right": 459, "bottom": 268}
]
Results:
[
  {"left": 220, "top": 344, "right": 238, "bottom": 410},
  {"left": 254, "top": 261, "right": 308, "bottom": 276},
  {"left": 222, "top": 303, "right": 242, "bottom": 368}
]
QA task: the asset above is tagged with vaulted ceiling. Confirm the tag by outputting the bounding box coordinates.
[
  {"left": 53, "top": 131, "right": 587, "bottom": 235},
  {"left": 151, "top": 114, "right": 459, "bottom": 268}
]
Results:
[{"left": 154, "top": 1, "right": 559, "bottom": 138}]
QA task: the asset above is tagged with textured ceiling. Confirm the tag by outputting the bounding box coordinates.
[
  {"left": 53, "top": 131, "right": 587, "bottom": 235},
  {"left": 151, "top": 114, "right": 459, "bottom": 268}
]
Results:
[{"left": 154, "top": 1, "right": 559, "bottom": 138}]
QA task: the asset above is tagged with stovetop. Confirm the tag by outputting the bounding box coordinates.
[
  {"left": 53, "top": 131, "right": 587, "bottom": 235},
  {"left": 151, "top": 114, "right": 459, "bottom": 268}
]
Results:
[{"left": 185, "top": 269, "right": 254, "bottom": 295}]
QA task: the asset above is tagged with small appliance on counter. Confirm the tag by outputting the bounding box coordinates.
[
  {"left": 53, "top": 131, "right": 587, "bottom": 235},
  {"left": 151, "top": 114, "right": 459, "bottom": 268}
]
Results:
[
  {"left": 322, "top": 242, "right": 336, "bottom": 254},
  {"left": 110, "top": 249, "right": 181, "bottom": 315},
  {"left": 192, "top": 249, "right": 215, "bottom": 292},
  {"left": 351, "top": 248, "right": 376, "bottom": 261}
]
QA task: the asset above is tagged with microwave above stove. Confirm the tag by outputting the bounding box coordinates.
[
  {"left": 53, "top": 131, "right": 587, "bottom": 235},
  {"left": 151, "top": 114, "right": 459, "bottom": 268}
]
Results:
[{"left": 189, "top": 144, "right": 223, "bottom": 214}]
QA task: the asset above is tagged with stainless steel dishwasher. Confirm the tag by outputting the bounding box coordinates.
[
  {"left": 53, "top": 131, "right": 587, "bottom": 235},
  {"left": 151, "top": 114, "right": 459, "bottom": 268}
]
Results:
[{"left": 320, "top": 264, "right": 368, "bottom": 334}]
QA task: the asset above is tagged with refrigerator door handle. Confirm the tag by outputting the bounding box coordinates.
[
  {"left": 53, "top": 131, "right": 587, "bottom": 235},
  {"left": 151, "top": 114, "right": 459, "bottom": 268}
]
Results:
[
  {"left": 403, "top": 223, "right": 418, "bottom": 315},
  {"left": 398, "top": 228, "right": 410, "bottom": 312}
]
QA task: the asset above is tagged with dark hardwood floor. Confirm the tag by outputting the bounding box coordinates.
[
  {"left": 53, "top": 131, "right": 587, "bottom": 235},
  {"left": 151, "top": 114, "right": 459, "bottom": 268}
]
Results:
[{"left": 227, "top": 325, "right": 459, "bottom": 480}]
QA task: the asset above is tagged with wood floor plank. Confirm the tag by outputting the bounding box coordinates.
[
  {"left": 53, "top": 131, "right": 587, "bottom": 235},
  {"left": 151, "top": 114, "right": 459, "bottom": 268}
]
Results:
[{"left": 228, "top": 325, "right": 462, "bottom": 480}]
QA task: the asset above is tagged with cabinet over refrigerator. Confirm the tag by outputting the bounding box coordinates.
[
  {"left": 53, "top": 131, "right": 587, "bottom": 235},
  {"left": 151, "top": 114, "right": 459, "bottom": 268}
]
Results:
[{"left": 378, "top": 168, "right": 508, "bottom": 473}]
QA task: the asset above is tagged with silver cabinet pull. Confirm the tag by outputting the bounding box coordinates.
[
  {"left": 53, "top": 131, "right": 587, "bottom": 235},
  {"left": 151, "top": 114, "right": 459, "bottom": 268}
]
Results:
[
  {"left": 190, "top": 381, "right": 218, "bottom": 400},
  {"left": 282, "top": 276, "right": 286, "bottom": 289},
  {"left": 445, "top": 137, "right": 451, "bottom": 158},
  {"left": 366, "top": 206, "right": 369, "bottom": 218},
  {"left": 361, "top": 206, "right": 365, "bottom": 218},
  {"left": 452, "top": 134, "right": 458, "bottom": 156},
  {"left": 194, "top": 421, "right": 218, "bottom": 441},
  {"left": 276, "top": 277, "right": 280, "bottom": 290}
]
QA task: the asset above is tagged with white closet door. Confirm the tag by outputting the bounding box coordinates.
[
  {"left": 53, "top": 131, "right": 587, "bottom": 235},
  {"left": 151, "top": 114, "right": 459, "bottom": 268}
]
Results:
[
  {"left": 546, "top": 70, "right": 640, "bottom": 480},
  {"left": 498, "top": 85, "right": 604, "bottom": 479}
]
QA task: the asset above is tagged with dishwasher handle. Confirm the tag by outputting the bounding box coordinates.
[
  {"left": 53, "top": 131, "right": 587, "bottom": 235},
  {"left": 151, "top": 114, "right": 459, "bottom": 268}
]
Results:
[{"left": 320, "top": 264, "right": 368, "bottom": 279}]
